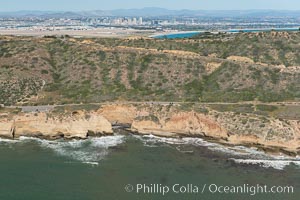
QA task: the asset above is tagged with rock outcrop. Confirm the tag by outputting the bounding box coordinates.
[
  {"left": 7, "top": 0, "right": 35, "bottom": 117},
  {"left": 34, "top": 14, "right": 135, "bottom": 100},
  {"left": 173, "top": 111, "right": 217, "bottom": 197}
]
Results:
[
  {"left": 227, "top": 55, "right": 255, "bottom": 63},
  {"left": 98, "top": 104, "right": 136, "bottom": 125},
  {"left": 0, "top": 103, "right": 299, "bottom": 155},
  {"left": 127, "top": 104, "right": 300, "bottom": 154},
  {"left": 211, "top": 110, "right": 300, "bottom": 154},
  {"left": 132, "top": 111, "right": 228, "bottom": 139},
  {"left": 0, "top": 111, "right": 113, "bottom": 139},
  {"left": 0, "top": 119, "right": 14, "bottom": 138}
]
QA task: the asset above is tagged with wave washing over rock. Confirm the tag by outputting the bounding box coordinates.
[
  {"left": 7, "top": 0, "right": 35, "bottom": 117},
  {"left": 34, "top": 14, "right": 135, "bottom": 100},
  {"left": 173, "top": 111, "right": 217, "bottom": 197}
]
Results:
[
  {"left": 1, "top": 132, "right": 300, "bottom": 170},
  {"left": 2, "top": 136, "right": 125, "bottom": 165},
  {"left": 230, "top": 159, "right": 300, "bottom": 170},
  {"left": 134, "top": 134, "right": 300, "bottom": 170}
]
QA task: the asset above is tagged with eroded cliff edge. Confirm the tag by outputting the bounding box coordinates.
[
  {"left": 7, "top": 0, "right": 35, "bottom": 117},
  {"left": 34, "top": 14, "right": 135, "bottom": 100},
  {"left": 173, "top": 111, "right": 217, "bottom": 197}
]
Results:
[
  {"left": 0, "top": 103, "right": 299, "bottom": 155},
  {"left": 0, "top": 110, "right": 113, "bottom": 139}
]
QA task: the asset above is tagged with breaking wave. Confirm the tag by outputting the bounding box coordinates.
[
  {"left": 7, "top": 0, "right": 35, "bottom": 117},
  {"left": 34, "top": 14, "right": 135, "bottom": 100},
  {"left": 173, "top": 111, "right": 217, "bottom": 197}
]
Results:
[
  {"left": 134, "top": 134, "right": 300, "bottom": 170},
  {"left": 18, "top": 135, "right": 125, "bottom": 165},
  {"left": 0, "top": 138, "right": 19, "bottom": 144},
  {"left": 132, "top": 134, "right": 187, "bottom": 147},
  {"left": 1, "top": 134, "right": 300, "bottom": 170},
  {"left": 230, "top": 159, "right": 300, "bottom": 170}
]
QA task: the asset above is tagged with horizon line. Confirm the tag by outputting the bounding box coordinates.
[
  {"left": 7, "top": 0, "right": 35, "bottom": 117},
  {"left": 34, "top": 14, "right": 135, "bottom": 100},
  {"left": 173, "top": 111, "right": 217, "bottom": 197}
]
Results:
[{"left": 1, "top": 7, "right": 300, "bottom": 12}]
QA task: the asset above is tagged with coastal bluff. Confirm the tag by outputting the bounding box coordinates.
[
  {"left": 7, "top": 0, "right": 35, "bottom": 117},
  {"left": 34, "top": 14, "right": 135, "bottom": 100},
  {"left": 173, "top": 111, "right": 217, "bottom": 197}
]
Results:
[
  {"left": 0, "top": 104, "right": 299, "bottom": 155},
  {"left": 0, "top": 110, "right": 113, "bottom": 139}
]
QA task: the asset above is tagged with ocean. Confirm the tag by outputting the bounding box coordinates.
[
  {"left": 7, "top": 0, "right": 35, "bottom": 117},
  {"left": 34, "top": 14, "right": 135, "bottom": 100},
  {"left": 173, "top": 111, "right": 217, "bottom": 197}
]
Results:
[{"left": 0, "top": 134, "right": 299, "bottom": 200}]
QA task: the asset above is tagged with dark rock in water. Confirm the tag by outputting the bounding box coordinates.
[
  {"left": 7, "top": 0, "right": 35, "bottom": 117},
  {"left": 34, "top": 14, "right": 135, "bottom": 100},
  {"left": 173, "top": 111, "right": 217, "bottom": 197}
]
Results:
[
  {"left": 112, "top": 123, "right": 131, "bottom": 129},
  {"left": 109, "top": 144, "right": 128, "bottom": 152},
  {"left": 50, "top": 133, "right": 64, "bottom": 140},
  {"left": 87, "top": 130, "right": 108, "bottom": 137},
  {"left": 113, "top": 128, "right": 133, "bottom": 135},
  {"left": 280, "top": 149, "right": 298, "bottom": 157}
]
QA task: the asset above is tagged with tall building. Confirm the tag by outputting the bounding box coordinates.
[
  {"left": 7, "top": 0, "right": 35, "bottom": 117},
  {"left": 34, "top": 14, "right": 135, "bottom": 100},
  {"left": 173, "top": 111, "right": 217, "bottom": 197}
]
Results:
[
  {"left": 132, "top": 17, "right": 137, "bottom": 25},
  {"left": 138, "top": 17, "right": 143, "bottom": 25}
]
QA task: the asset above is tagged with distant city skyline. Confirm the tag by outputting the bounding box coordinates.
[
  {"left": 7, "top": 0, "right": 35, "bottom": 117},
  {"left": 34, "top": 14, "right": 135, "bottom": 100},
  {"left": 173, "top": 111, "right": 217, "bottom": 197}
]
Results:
[{"left": 1, "top": 0, "right": 300, "bottom": 12}]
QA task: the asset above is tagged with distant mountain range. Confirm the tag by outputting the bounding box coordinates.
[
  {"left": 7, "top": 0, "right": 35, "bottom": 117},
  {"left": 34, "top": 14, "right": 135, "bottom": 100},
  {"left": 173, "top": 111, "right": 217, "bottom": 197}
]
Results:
[{"left": 1, "top": 7, "right": 300, "bottom": 18}]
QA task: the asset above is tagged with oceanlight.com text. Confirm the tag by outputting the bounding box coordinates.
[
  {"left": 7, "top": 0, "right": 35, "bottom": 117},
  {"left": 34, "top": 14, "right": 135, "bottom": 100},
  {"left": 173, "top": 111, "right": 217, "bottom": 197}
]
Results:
[{"left": 125, "top": 183, "right": 294, "bottom": 196}]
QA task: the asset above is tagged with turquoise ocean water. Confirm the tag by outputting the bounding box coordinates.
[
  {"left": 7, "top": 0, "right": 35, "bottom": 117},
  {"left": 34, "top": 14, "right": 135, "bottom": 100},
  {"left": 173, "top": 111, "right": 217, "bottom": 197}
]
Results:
[{"left": 152, "top": 28, "right": 300, "bottom": 39}]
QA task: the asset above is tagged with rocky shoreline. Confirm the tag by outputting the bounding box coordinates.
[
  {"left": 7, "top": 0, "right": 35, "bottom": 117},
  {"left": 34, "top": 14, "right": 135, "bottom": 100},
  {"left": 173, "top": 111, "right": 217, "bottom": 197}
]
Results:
[{"left": 0, "top": 104, "right": 299, "bottom": 156}]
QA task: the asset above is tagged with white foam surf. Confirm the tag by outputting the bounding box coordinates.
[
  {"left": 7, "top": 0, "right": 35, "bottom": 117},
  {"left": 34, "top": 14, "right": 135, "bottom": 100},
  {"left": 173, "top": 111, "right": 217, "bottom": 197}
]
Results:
[
  {"left": 133, "top": 134, "right": 300, "bottom": 170},
  {"left": 0, "top": 138, "right": 19, "bottom": 143},
  {"left": 18, "top": 135, "right": 125, "bottom": 165},
  {"left": 2, "top": 134, "right": 300, "bottom": 170},
  {"left": 132, "top": 134, "right": 188, "bottom": 147},
  {"left": 230, "top": 159, "right": 300, "bottom": 170},
  {"left": 82, "top": 161, "right": 99, "bottom": 166}
]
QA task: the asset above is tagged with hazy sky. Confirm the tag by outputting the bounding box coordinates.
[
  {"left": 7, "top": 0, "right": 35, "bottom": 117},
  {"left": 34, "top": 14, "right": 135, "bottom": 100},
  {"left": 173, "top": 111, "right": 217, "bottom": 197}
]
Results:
[{"left": 1, "top": 0, "right": 300, "bottom": 11}]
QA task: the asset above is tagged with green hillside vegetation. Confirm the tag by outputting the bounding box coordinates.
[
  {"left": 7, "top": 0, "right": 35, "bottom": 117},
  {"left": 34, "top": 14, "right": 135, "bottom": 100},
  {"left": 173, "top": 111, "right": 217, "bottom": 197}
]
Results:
[
  {"left": 0, "top": 32, "right": 299, "bottom": 105},
  {"left": 127, "top": 31, "right": 300, "bottom": 66}
]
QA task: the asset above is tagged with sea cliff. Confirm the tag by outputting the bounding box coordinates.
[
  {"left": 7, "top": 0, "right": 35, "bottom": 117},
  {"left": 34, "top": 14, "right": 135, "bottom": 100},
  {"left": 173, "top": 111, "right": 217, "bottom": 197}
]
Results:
[
  {"left": 0, "top": 104, "right": 299, "bottom": 155},
  {"left": 0, "top": 110, "right": 113, "bottom": 139}
]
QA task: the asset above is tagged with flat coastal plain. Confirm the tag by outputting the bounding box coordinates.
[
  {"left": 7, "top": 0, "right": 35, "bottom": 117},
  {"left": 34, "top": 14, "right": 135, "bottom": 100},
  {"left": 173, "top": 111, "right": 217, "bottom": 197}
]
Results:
[{"left": 0, "top": 27, "right": 154, "bottom": 38}]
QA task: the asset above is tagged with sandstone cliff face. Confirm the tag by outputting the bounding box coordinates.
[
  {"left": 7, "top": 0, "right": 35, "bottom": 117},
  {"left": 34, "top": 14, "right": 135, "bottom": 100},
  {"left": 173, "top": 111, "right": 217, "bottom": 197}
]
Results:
[
  {"left": 212, "top": 111, "right": 300, "bottom": 152},
  {"left": 128, "top": 104, "right": 300, "bottom": 154},
  {"left": 98, "top": 105, "right": 136, "bottom": 125},
  {"left": 132, "top": 111, "right": 228, "bottom": 139},
  {"left": 0, "top": 104, "right": 299, "bottom": 154},
  {"left": 0, "top": 111, "right": 113, "bottom": 139},
  {"left": 0, "top": 119, "right": 14, "bottom": 138}
]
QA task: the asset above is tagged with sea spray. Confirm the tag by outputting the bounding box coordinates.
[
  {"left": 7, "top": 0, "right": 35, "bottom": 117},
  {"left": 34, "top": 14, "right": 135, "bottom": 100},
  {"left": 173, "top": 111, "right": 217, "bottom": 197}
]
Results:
[
  {"left": 133, "top": 134, "right": 300, "bottom": 170},
  {"left": 18, "top": 135, "right": 125, "bottom": 165}
]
